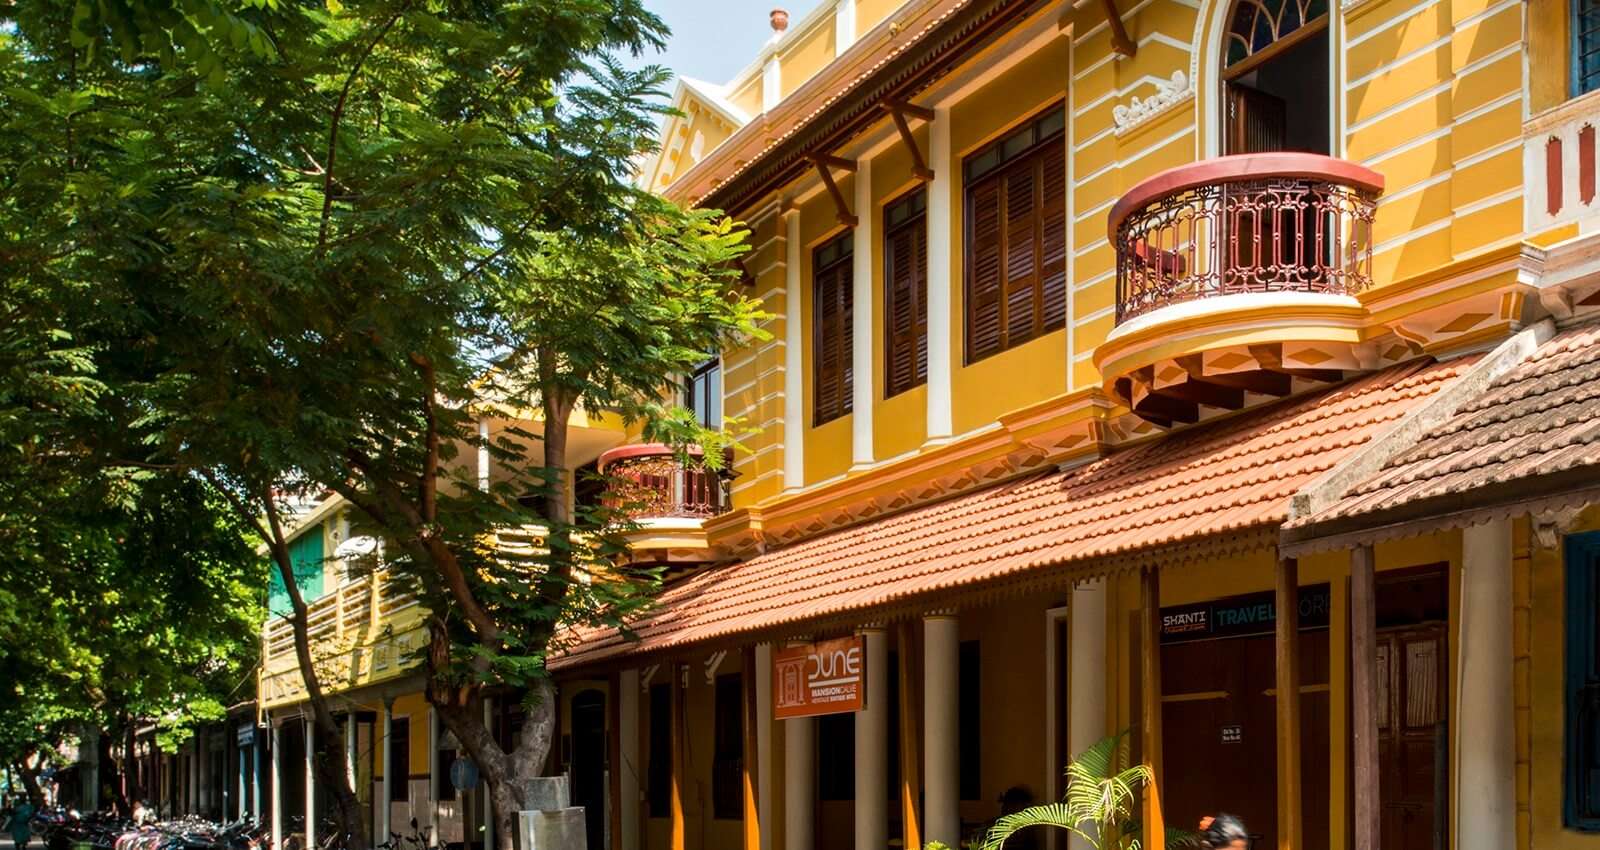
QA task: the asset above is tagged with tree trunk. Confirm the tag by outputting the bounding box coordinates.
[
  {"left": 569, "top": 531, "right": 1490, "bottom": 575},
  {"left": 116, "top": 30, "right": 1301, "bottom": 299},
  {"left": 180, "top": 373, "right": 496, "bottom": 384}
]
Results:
[
  {"left": 430, "top": 676, "right": 558, "bottom": 850},
  {"left": 15, "top": 758, "right": 44, "bottom": 807},
  {"left": 265, "top": 519, "right": 371, "bottom": 850}
]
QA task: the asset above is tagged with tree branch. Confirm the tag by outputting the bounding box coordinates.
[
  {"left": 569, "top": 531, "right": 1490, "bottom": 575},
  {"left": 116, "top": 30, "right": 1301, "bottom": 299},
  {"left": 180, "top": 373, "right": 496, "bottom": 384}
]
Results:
[{"left": 316, "top": 3, "right": 409, "bottom": 254}]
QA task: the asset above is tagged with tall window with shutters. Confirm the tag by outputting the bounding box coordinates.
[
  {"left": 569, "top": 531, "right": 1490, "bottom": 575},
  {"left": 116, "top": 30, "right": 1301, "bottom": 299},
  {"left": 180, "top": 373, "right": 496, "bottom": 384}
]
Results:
[
  {"left": 813, "top": 233, "right": 855, "bottom": 425},
  {"left": 963, "top": 104, "right": 1067, "bottom": 364},
  {"left": 1567, "top": 531, "right": 1600, "bottom": 830},
  {"left": 884, "top": 187, "right": 929, "bottom": 397}
]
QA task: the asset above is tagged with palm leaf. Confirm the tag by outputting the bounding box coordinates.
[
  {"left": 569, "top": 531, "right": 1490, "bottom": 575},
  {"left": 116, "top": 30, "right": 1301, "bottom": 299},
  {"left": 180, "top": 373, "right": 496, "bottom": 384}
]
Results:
[{"left": 981, "top": 803, "right": 1092, "bottom": 850}]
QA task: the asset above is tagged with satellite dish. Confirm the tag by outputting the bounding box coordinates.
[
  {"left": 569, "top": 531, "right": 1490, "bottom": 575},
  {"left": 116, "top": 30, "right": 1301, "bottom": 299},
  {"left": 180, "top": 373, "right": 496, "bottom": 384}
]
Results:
[{"left": 334, "top": 535, "right": 379, "bottom": 560}]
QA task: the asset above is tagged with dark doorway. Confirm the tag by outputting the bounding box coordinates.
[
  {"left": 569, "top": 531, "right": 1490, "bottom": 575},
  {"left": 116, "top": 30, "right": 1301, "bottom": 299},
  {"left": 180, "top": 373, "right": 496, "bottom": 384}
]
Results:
[
  {"left": 1221, "top": 0, "right": 1330, "bottom": 156},
  {"left": 1374, "top": 568, "right": 1449, "bottom": 850},
  {"left": 570, "top": 690, "right": 608, "bottom": 850}
]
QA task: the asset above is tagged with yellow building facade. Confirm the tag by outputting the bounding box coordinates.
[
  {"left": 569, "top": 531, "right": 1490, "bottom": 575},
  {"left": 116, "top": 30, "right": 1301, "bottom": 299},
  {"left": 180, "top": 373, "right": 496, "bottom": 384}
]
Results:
[{"left": 548, "top": 2, "right": 1600, "bottom": 850}]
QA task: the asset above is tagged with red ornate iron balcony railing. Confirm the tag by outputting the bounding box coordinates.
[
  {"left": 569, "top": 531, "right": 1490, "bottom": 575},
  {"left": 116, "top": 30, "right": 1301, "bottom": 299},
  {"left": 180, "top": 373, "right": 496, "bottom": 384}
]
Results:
[
  {"left": 1108, "top": 153, "right": 1384, "bottom": 324},
  {"left": 596, "top": 443, "right": 730, "bottom": 521}
]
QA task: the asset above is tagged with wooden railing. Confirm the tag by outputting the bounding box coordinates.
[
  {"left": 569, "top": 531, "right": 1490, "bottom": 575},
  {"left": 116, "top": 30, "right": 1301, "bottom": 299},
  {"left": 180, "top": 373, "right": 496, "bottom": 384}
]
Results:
[
  {"left": 259, "top": 572, "right": 425, "bottom": 707},
  {"left": 597, "top": 443, "right": 731, "bottom": 520},
  {"left": 1110, "top": 153, "right": 1384, "bottom": 323}
]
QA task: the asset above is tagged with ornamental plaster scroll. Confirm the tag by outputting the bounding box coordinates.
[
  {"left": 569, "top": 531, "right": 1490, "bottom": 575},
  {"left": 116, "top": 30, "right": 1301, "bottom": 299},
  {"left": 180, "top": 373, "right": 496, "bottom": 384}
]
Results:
[{"left": 1112, "top": 70, "right": 1194, "bottom": 136}]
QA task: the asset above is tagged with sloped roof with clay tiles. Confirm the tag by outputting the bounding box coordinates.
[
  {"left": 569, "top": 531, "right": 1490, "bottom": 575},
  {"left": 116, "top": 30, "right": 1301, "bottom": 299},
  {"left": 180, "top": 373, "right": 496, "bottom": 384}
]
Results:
[
  {"left": 1287, "top": 320, "right": 1600, "bottom": 534},
  {"left": 551, "top": 357, "right": 1473, "bottom": 671}
]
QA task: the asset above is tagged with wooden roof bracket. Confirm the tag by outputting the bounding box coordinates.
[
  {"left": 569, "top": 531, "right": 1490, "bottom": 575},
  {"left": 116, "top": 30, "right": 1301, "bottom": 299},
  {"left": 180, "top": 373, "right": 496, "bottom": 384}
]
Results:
[
  {"left": 883, "top": 101, "right": 936, "bottom": 182},
  {"left": 1102, "top": 0, "right": 1136, "bottom": 57},
  {"left": 809, "top": 154, "right": 859, "bottom": 227}
]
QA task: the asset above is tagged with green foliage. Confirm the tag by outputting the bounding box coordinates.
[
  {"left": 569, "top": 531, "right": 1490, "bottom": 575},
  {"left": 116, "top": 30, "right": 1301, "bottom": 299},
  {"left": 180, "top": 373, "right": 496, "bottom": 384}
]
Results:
[{"left": 982, "top": 733, "right": 1186, "bottom": 850}]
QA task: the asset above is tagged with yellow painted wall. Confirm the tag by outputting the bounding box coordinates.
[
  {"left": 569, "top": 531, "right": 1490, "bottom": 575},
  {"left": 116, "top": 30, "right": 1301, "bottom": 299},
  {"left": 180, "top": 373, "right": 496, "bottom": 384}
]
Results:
[
  {"left": 947, "top": 39, "right": 1071, "bottom": 433},
  {"left": 779, "top": 16, "right": 837, "bottom": 101},
  {"left": 728, "top": 209, "right": 791, "bottom": 508}
]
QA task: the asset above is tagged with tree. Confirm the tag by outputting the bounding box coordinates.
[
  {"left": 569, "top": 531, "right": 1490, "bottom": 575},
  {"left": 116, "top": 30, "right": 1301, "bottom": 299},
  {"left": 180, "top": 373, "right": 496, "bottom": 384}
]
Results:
[{"left": 3, "top": 0, "right": 762, "bottom": 846}]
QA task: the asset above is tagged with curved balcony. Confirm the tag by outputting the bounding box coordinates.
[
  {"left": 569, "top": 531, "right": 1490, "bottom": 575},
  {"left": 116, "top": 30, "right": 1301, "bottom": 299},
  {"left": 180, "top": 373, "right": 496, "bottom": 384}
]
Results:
[
  {"left": 597, "top": 443, "right": 731, "bottom": 562},
  {"left": 1096, "top": 153, "right": 1384, "bottom": 427}
]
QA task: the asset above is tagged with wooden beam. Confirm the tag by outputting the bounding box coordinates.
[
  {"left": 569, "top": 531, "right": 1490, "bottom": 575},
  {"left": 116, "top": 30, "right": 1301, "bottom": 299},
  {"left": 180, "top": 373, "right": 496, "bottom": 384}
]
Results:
[
  {"left": 1177, "top": 354, "right": 1294, "bottom": 397},
  {"left": 1140, "top": 568, "right": 1165, "bottom": 850},
  {"left": 1155, "top": 378, "right": 1245, "bottom": 411},
  {"left": 1275, "top": 556, "right": 1303, "bottom": 850},
  {"left": 810, "top": 156, "right": 858, "bottom": 227},
  {"left": 607, "top": 673, "right": 623, "bottom": 850},
  {"left": 897, "top": 623, "right": 923, "bottom": 850},
  {"left": 883, "top": 104, "right": 935, "bottom": 182},
  {"left": 811, "top": 153, "right": 858, "bottom": 173},
  {"left": 1101, "top": 0, "right": 1136, "bottom": 56},
  {"left": 1350, "top": 546, "right": 1380, "bottom": 850},
  {"left": 670, "top": 663, "right": 686, "bottom": 850},
  {"left": 741, "top": 647, "right": 761, "bottom": 850},
  {"left": 1134, "top": 391, "right": 1199, "bottom": 425},
  {"left": 888, "top": 99, "right": 935, "bottom": 122}
]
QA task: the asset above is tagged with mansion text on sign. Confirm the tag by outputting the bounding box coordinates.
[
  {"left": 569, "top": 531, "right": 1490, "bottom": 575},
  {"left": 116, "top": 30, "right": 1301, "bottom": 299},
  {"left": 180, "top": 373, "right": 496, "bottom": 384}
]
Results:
[{"left": 773, "top": 636, "right": 866, "bottom": 719}]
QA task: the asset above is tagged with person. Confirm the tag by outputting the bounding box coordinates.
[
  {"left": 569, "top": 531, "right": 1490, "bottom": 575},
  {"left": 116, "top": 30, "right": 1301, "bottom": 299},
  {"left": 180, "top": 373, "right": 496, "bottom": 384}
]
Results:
[
  {"left": 8, "top": 796, "right": 37, "bottom": 850},
  {"left": 1198, "top": 814, "right": 1250, "bottom": 850}
]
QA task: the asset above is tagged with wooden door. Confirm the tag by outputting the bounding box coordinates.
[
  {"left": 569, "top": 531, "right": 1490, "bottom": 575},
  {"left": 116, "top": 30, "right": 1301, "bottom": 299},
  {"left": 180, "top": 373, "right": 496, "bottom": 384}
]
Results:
[
  {"left": 1225, "top": 84, "right": 1287, "bottom": 156},
  {"left": 1376, "top": 626, "right": 1447, "bottom": 850}
]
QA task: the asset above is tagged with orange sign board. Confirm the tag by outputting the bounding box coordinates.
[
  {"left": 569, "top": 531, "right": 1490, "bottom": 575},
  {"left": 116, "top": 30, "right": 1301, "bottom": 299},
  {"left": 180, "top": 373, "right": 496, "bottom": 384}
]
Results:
[{"left": 773, "top": 636, "right": 866, "bottom": 719}]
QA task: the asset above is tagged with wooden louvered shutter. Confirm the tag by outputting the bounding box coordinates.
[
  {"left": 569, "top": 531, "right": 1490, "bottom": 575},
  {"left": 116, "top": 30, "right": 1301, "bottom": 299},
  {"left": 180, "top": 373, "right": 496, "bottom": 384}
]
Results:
[
  {"left": 968, "top": 179, "right": 1004, "bottom": 362},
  {"left": 1039, "top": 143, "right": 1067, "bottom": 331},
  {"left": 1003, "top": 163, "right": 1040, "bottom": 345},
  {"left": 813, "top": 241, "right": 854, "bottom": 425},
  {"left": 885, "top": 198, "right": 928, "bottom": 397}
]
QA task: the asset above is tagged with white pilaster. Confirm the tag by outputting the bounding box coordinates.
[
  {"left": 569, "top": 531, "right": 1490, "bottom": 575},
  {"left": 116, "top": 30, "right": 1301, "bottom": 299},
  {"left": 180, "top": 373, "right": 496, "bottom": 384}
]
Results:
[
  {"left": 1456, "top": 518, "right": 1515, "bottom": 850},
  {"left": 855, "top": 629, "right": 889, "bottom": 850},
  {"left": 345, "top": 714, "right": 357, "bottom": 792},
  {"left": 762, "top": 57, "right": 781, "bottom": 113},
  {"left": 924, "top": 614, "right": 960, "bottom": 846},
  {"left": 835, "top": 0, "right": 857, "bottom": 53},
  {"left": 304, "top": 716, "right": 316, "bottom": 850},
  {"left": 783, "top": 209, "right": 805, "bottom": 491},
  {"left": 379, "top": 702, "right": 392, "bottom": 841},
  {"left": 239, "top": 732, "right": 249, "bottom": 821},
  {"left": 271, "top": 723, "right": 283, "bottom": 850},
  {"left": 851, "top": 159, "right": 875, "bottom": 469},
  {"left": 620, "top": 671, "right": 641, "bottom": 850},
  {"left": 925, "top": 110, "right": 954, "bottom": 441},
  {"left": 1068, "top": 581, "right": 1108, "bottom": 850}
]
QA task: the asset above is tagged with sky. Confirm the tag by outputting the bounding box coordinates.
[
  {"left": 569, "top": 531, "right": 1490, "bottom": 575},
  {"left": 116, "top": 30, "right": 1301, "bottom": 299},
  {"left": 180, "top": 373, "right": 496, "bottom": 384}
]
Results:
[{"left": 630, "top": 0, "right": 827, "bottom": 85}]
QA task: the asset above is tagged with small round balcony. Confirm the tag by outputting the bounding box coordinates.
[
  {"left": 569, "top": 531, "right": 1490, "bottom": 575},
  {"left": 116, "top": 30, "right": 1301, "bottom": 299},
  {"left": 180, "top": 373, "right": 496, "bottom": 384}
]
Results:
[
  {"left": 597, "top": 443, "right": 732, "bottom": 562},
  {"left": 1095, "top": 153, "right": 1384, "bottom": 427}
]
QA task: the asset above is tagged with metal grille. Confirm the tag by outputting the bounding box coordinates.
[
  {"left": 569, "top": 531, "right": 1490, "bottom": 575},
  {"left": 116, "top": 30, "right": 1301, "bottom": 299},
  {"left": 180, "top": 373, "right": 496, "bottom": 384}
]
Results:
[{"left": 1113, "top": 167, "right": 1379, "bottom": 323}]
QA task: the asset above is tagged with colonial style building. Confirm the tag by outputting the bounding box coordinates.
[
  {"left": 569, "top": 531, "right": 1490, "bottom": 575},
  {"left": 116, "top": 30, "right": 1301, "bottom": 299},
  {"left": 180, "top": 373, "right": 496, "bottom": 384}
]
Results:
[{"left": 547, "top": 2, "right": 1600, "bottom": 850}]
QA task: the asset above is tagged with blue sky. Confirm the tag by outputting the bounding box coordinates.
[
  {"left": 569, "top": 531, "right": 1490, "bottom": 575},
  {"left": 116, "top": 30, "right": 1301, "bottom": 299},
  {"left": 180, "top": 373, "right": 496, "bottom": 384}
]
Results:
[{"left": 632, "top": 0, "right": 826, "bottom": 85}]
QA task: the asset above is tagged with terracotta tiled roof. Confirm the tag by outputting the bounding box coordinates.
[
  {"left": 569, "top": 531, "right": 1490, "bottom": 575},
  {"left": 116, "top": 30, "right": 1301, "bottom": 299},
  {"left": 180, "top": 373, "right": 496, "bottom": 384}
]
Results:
[
  {"left": 551, "top": 357, "right": 1472, "bottom": 671},
  {"left": 1289, "top": 321, "right": 1600, "bottom": 528}
]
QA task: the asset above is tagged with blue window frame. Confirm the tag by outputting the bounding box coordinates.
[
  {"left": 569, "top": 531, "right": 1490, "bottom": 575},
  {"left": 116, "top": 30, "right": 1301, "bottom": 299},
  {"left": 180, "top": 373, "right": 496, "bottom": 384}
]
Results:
[
  {"left": 1575, "top": 0, "right": 1600, "bottom": 97},
  {"left": 1566, "top": 531, "right": 1600, "bottom": 830}
]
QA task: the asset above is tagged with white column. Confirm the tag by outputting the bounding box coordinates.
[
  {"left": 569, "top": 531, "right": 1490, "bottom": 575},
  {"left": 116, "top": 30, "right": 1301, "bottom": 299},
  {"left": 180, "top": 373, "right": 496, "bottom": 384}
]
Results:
[
  {"left": 1456, "top": 518, "right": 1516, "bottom": 850},
  {"left": 304, "top": 717, "right": 316, "bottom": 850},
  {"left": 239, "top": 733, "right": 249, "bottom": 822},
  {"left": 252, "top": 730, "right": 262, "bottom": 824},
  {"left": 345, "top": 714, "right": 358, "bottom": 794},
  {"left": 1068, "top": 581, "right": 1108, "bottom": 850},
  {"left": 619, "top": 671, "right": 641, "bottom": 850},
  {"left": 271, "top": 724, "right": 283, "bottom": 850},
  {"left": 924, "top": 613, "right": 960, "bottom": 847},
  {"left": 482, "top": 698, "right": 494, "bottom": 850},
  {"left": 834, "top": 0, "right": 857, "bottom": 53},
  {"left": 851, "top": 158, "right": 875, "bottom": 469},
  {"left": 477, "top": 419, "right": 491, "bottom": 492},
  {"left": 785, "top": 642, "right": 816, "bottom": 850},
  {"left": 925, "top": 110, "right": 954, "bottom": 442},
  {"left": 855, "top": 629, "right": 889, "bottom": 850},
  {"left": 755, "top": 644, "right": 774, "bottom": 850},
  {"left": 428, "top": 708, "right": 441, "bottom": 847},
  {"left": 783, "top": 209, "right": 805, "bottom": 491},
  {"left": 379, "top": 702, "right": 392, "bottom": 841}
]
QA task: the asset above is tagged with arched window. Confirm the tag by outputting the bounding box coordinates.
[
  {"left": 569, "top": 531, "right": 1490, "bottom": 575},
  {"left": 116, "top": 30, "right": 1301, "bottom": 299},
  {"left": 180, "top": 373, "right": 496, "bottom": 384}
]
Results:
[{"left": 1219, "top": 0, "right": 1332, "bottom": 155}]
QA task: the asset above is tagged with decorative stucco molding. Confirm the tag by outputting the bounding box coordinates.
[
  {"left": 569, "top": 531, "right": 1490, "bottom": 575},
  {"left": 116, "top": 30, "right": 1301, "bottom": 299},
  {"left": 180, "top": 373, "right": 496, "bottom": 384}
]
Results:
[{"left": 1112, "top": 70, "right": 1194, "bottom": 136}]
